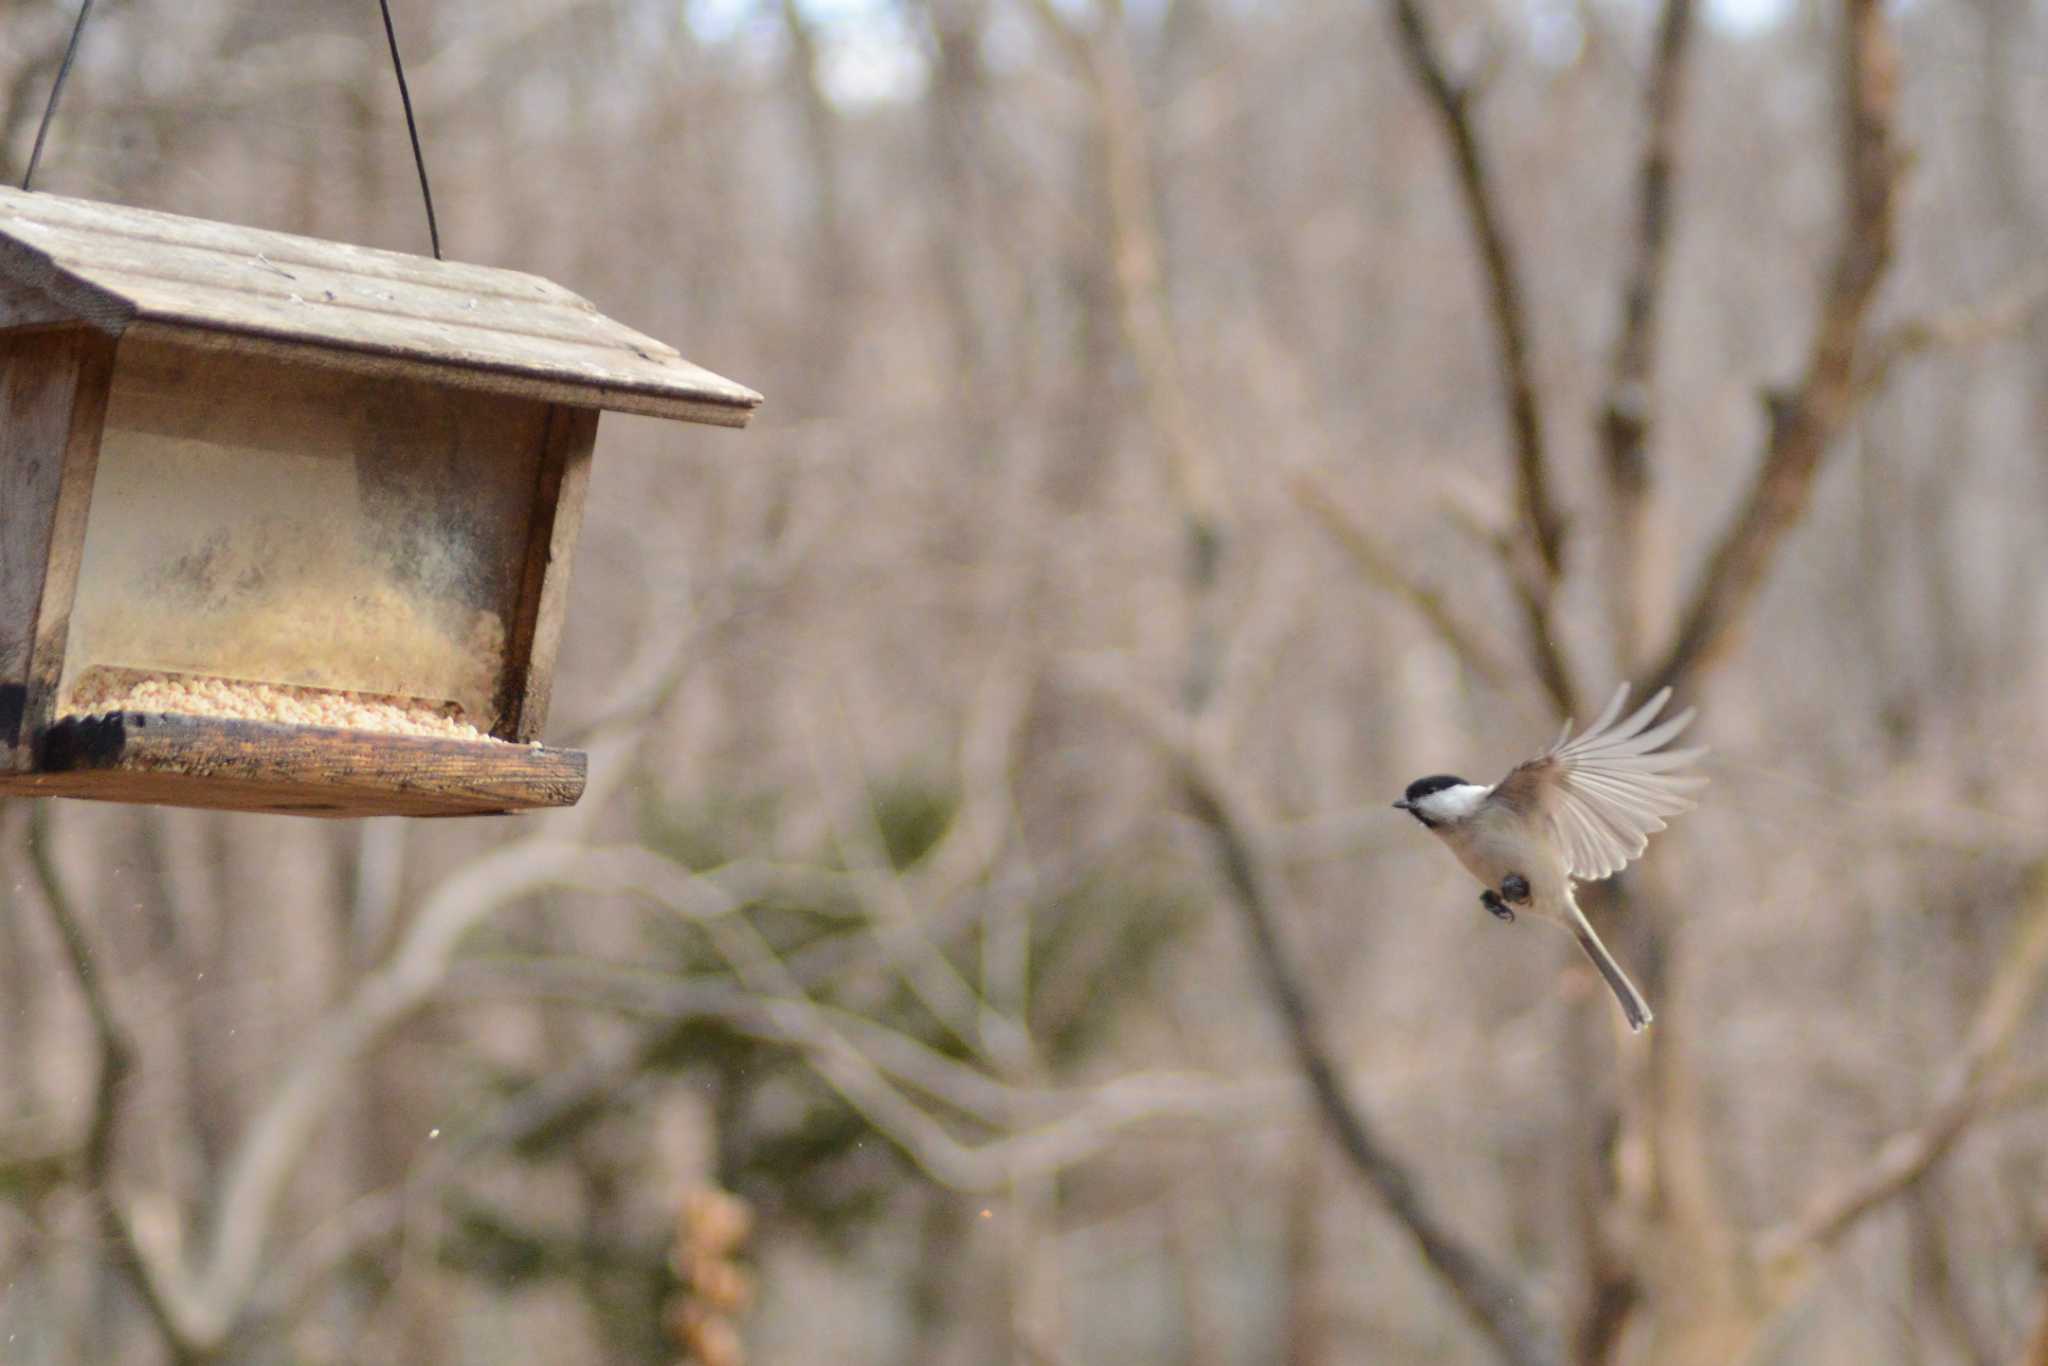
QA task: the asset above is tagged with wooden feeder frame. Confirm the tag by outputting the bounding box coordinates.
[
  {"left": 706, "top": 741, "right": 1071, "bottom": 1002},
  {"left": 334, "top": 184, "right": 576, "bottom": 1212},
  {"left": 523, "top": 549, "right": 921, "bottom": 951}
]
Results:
[{"left": 0, "top": 187, "right": 759, "bottom": 817}]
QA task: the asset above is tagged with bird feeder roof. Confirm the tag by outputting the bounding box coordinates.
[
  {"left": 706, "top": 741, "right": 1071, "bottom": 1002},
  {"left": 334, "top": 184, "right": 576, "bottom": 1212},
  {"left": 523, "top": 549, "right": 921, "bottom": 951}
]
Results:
[{"left": 0, "top": 185, "right": 760, "bottom": 426}]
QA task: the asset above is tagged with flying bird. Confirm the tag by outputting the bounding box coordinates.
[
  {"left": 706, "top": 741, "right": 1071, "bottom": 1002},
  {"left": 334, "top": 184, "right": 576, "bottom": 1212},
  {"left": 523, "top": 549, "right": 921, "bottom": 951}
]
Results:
[{"left": 1393, "top": 684, "right": 1707, "bottom": 1032}]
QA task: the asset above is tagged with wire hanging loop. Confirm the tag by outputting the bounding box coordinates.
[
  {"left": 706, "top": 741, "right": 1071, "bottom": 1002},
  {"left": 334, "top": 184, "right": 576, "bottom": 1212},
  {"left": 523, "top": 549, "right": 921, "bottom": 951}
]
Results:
[
  {"left": 22, "top": 0, "right": 96, "bottom": 192},
  {"left": 378, "top": 0, "right": 442, "bottom": 260}
]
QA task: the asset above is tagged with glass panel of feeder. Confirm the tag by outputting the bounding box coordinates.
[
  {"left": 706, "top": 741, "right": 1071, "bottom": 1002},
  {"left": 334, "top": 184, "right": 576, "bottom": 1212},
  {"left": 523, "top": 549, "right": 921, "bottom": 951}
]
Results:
[{"left": 60, "top": 338, "right": 547, "bottom": 731}]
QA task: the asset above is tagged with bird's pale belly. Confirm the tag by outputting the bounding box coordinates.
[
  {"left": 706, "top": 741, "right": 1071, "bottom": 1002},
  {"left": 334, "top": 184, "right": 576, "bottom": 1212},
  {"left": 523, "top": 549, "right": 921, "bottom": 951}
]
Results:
[{"left": 1440, "top": 818, "right": 1570, "bottom": 919}]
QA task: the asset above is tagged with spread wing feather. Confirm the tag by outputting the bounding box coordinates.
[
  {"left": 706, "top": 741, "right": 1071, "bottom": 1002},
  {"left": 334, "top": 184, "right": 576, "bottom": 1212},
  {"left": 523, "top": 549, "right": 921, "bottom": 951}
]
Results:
[{"left": 1495, "top": 683, "right": 1707, "bottom": 881}]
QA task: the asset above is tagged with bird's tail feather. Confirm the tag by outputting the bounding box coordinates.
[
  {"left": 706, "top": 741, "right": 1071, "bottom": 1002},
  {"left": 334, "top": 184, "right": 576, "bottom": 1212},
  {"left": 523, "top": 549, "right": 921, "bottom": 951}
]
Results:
[{"left": 1570, "top": 914, "right": 1653, "bottom": 1033}]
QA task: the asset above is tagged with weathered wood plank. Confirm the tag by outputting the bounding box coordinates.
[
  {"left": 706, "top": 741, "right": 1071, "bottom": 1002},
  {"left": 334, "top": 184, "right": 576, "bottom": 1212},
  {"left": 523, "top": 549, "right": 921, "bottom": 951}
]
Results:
[
  {"left": 0, "top": 186, "right": 760, "bottom": 425},
  {"left": 0, "top": 329, "right": 113, "bottom": 769},
  {"left": 51, "top": 251, "right": 753, "bottom": 400},
  {"left": 0, "top": 335, "right": 69, "bottom": 706},
  {"left": 7, "top": 224, "right": 650, "bottom": 353},
  {"left": 126, "top": 322, "right": 754, "bottom": 428},
  {"left": 0, "top": 712, "right": 586, "bottom": 816},
  {"left": 2, "top": 185, "right": 567, "bottom": 298},
  {"left": 498, "top": 405, "right": 598, "bottom": 741}
]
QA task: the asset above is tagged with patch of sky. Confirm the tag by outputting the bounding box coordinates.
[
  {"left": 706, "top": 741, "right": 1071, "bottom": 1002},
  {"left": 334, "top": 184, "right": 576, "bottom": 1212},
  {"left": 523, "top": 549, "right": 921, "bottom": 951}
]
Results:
[{"left": 688, "top": 0, "right": 930, "bottom": 106}]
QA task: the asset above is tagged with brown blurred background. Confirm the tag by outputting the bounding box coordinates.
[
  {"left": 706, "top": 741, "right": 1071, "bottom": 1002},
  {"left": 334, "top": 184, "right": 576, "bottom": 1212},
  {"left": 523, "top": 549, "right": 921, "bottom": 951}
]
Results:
[{"left": 5, "top": 0, "right": 2048, "bottom": 1361}]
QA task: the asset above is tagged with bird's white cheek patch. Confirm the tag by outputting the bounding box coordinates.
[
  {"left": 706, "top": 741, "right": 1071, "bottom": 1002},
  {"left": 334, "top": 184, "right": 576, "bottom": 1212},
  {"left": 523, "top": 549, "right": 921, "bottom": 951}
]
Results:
[{"left": 1420, "top": 784, "right": 1493, "bottom": 821}]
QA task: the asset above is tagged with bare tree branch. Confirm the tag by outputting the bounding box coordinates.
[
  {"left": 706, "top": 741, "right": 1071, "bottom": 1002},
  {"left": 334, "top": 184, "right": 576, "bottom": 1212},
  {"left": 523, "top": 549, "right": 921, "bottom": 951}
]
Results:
[
  {"left": 1597, "top": 0, "right": 1697, "bottom": 671},
  {"left": 792, "top": 648, "right": 1038, "bottom": 1070},
  {"left": 1647, "top": 0, "right": 1900, "bottom": 697},
  {"left": 25, "top": 806, "right": 128, "bottom": 1200},
  {"left": 1854, "top": 260, "right": 2048, "bottom": 403},
  {"left": 248, "top": 955, "right": 1315, "bottom": 1343},
  {"left": 689, "top": 906, "right": 1277, "bottom": 1193},
  {"left": 496, "top": 961, "right": 1035, "bottom": 1129},
  {"left": 1288, "top": 467, "right": 1518, "bottom": 688},
  {"left": 248, "top": 1025, "right": 672, "bottom": 1331},
  {"left": 1388, "top": 0, "right": 1576, "bottom": 719},
  {"left": 113, "top": 832, "right": 714, "bottom": 1349},
  {"left": 24, "top": 805, "right": 195, "bottom": 1362},
  {"left": 495, "top": 952, "right": 1532, "bottom": 1151},
  {"left": 1071, "top": 666, "right": 1561, "bottom": 1366},
  {"left": 1752, "top": 865, "right": 2048, "bottom": 1280}
]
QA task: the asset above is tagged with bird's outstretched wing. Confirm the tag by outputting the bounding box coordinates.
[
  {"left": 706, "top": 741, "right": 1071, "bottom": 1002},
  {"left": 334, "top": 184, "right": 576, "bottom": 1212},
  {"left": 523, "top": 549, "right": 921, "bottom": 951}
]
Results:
[{"left": 1492, "top": 684, "right": 1707, "bottom": 881}]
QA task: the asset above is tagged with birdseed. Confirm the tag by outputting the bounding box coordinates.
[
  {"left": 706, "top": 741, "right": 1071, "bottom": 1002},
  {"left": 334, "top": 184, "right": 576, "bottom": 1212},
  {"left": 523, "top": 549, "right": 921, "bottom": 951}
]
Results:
[{"left": 64, "top": 669, "right": 499, "bottom": 742}]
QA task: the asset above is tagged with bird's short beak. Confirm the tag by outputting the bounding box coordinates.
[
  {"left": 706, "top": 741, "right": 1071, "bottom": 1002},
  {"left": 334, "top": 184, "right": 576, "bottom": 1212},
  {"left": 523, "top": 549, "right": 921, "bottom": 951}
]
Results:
[{"left": 1392, "top": 799, "right": 1411, "bottom": 811}]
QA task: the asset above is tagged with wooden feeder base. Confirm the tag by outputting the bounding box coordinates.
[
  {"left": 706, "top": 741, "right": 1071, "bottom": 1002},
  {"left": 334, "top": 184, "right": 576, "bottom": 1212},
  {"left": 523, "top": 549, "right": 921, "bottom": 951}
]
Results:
[{"left": 0, "top": 713, "right": 586, "bottom": 817}]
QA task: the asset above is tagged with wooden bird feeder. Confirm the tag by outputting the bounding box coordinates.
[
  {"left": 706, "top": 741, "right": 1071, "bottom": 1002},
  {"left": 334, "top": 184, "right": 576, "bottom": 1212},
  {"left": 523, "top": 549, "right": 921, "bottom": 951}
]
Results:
[{"left": 0, "top": 187, "right": 759, "bottom": 817}]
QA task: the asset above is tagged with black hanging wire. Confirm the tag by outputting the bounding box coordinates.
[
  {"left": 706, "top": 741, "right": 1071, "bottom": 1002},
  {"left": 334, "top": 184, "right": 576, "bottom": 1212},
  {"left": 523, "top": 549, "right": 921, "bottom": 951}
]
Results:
[
  {"left": 377, "top": 0, "right": 441, "bottom": 259},
  {"left": 22, "top": 0, "right": 442, "bottom": 261},
  {"left": 22, "top": 0, "right": 96, "bottom": 191}
]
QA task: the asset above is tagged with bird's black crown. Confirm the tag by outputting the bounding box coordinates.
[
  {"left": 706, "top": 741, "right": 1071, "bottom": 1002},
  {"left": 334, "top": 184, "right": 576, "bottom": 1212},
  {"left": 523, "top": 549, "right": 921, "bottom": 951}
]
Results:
[{"left": 1402, "top": 774, "right": 1468, "bottom": 804}]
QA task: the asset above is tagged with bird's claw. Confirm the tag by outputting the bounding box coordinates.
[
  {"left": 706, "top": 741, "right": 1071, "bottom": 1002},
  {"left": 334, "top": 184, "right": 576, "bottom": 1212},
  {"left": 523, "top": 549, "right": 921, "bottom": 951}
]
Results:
[
  {"left": 1500, "top": 872, "right": 1531, "bottom": 905},
  {"left": 1480, "top": 890, "right": 1515, "bottom": 923}
]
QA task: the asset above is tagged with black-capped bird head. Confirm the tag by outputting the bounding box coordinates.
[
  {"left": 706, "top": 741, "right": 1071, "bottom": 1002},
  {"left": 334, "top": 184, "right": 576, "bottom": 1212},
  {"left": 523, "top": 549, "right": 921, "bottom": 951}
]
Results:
[{"left": 1393, "top": 773, "right": 1483, "bottom": 828}]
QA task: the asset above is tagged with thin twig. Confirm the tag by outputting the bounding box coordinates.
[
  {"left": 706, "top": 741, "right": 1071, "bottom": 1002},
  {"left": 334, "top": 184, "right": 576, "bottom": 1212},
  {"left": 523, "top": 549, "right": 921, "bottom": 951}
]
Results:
[
  {"left": 1752, "top": 864, "right": 2048, "bottom": 1279},
  {"left": 691, "top": 908, "right": 1280, "bottom": 1192},
  {"left": 1646, "top": 0, "right": 1899, "bottom": 697},
  {"left": 1853, "top": 260, "right": 2048, "bottom": 402},
  {"left": 798, "top": 698, "right": 1027, "bottom": 1069},
  {"left": 1288, "top": 467, "right": 1517, "bottom": 687},
  {"left": 26, "top": 805, "right": 128, "bottom": 1186},
  {"left": 498, "top": 962, "right": 1035, "bottom": 1129},
  {"left": 251, "top": 1016, "right": 754, "bottom": 1333},
  {"left": 1388, "top": 0, "right": 1575, "bottom": 719},
  {"left": 248, "top": 968, "right": 1305, "bottom": 1340},
  {"left": 25, "top": 806, "right": 193, "bottom": 1360},
  {"left": 120, "top": 833, "right": 681, "bottom": 1349}
]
